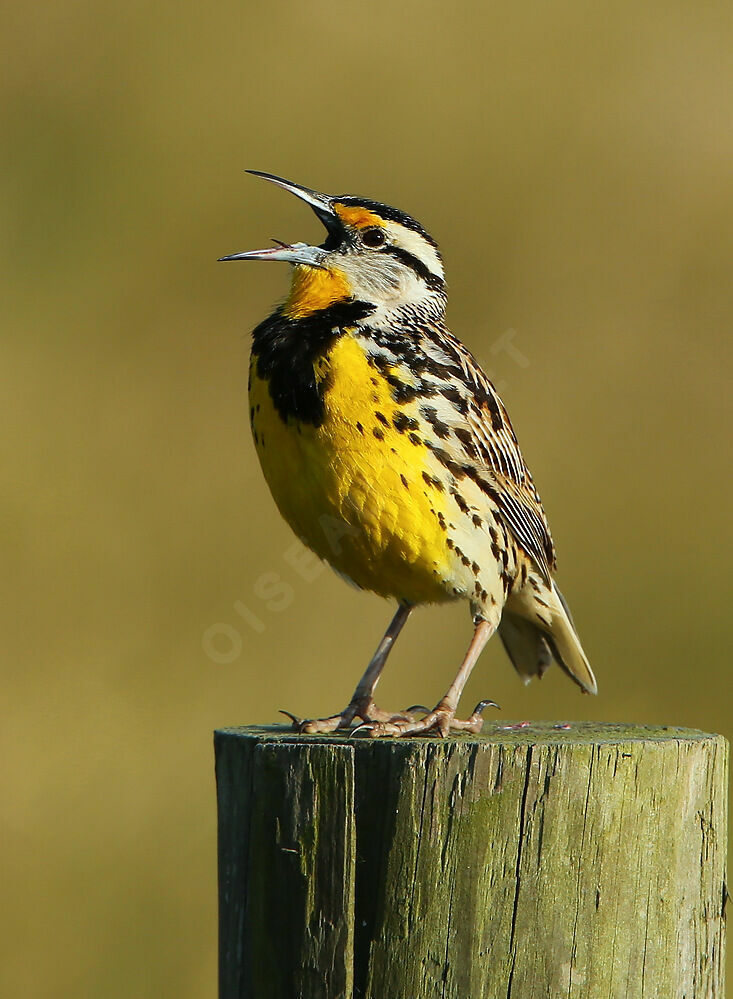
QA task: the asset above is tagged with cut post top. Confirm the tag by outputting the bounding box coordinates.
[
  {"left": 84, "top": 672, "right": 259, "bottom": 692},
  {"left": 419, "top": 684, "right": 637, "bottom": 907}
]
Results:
[{"left": 215, "top": 720, "right": 724, "bottom": 748}]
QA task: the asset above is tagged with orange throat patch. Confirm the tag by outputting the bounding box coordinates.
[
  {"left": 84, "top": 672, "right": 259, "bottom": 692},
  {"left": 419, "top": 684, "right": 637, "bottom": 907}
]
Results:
[{"left": 283, "top": 264, "right": 352, "bottom": 319}]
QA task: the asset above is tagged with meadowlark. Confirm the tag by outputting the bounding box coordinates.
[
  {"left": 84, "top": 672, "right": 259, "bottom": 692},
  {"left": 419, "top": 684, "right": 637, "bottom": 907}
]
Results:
[{"left": 220, "top": 171, "right": 596, "bottom": 737}]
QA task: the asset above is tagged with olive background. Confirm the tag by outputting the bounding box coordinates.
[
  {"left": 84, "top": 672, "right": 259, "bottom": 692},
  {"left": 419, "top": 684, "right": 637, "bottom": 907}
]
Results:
[{"left": 2, "top": 1, "right": 731, "bottom": 995}]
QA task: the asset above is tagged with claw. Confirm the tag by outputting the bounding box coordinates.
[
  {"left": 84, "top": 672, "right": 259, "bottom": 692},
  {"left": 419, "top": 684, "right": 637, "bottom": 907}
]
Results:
[
  {"left": 404, "top": 704, "right": 430, "bottom": 715},
  {"left": 348, "top": 721, "right": 374, "bottom": 738},
  {"left": 279, "top": 709, "right": 302, "bottom": 728},
  {"left": 472, "top": 699, "right": 500, "bottom": 715}
]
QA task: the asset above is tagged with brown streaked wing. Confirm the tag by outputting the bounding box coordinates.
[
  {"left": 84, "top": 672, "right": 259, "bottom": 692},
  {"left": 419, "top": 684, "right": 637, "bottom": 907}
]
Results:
[{"left": 440, "top": 329, "right": 557, "bottom": 581}]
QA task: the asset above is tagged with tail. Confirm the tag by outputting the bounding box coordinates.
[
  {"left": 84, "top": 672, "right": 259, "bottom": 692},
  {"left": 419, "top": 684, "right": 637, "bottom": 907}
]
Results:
[{"left": 499, "top": 581, "right": 597, "bottom": 694}]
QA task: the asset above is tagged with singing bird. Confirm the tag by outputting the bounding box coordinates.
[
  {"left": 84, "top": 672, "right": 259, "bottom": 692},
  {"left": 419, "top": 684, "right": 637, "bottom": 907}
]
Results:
[{"left": 220, "top": 171, "right": 596, "bottom": 737}]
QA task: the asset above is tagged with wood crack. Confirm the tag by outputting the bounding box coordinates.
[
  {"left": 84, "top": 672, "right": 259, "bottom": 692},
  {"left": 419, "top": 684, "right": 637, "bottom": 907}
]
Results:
[
  {"left": 568, "top": 746, "right": 595, "bottom": 996},
  {"left": 506, "top": 745, "right": 533, "bottom": 999}
]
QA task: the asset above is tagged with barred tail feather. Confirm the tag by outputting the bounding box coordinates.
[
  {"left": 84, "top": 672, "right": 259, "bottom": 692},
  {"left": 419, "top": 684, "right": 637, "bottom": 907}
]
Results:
[
  {"left": 498, "top": 613, "right": 554, "bottom": 684},
  {"left": 544, "top": 582, "right": 597, "bottom": 694},
  {"left": 501, "top": 580, "right": 597, "bottom": 694}
]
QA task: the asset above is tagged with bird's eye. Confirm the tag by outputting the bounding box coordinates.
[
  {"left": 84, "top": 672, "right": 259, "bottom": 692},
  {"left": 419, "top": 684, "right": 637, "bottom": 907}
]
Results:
[{"left": 362, "top": 228, "right": 387, "bottom": 248}]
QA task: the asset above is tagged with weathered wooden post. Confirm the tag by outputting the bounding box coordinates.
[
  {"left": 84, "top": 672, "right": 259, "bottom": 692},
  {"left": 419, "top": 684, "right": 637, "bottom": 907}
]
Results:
[{"left": 215, "top": 722, "right": 727, "bottom": 998}]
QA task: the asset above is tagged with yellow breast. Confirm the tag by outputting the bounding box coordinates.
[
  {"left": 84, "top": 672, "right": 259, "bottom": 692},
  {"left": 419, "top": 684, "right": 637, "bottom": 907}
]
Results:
[{"left": 250, "top": 332, "right": 454, "bottom": 603}]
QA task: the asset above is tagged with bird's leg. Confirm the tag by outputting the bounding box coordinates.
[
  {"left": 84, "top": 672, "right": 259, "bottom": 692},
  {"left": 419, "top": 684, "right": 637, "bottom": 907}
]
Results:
[
  {"left": 284, "top": 604, "right": 415, "bottom": 734},
  {"left": 364, "top": 618, "right": 497, "bottom": 738}
]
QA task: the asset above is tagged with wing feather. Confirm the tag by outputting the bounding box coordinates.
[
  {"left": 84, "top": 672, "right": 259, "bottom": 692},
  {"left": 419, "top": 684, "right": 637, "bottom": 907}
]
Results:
[{"left": 438, "top": 330, "right": 556, "bottom": 581}]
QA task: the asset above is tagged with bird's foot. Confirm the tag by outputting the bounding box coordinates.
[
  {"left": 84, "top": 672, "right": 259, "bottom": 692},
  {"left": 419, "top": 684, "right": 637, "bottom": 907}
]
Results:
[
  {"left": 279, "top": 698, "right": 423, "bottom": 735},
  {"left": 358, "top": 699, "right": 499, "bottom": 739}
]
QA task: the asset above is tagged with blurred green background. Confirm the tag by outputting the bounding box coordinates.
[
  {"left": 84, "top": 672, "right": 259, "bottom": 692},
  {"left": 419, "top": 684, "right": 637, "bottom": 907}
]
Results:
[{"left": 2, "top": 1, "right": 731, "bottom": 995}]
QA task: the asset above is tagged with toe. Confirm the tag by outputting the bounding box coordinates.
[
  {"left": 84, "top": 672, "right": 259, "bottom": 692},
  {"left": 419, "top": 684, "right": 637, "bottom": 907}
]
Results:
[
  {"left": 365, "top": 721, "right": 404, "bottom": 738},
  {"left": 300, "top": 717, "right": 343, "bottom": 734},
  {"left": 450, "top": 714, "right": 484, "bottom": 734}
]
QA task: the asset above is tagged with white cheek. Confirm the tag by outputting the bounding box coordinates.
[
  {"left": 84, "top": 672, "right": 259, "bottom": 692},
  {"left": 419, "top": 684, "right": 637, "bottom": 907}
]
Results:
[
  {"left": 347, "top": 257, "right": 405, "bottom": 301},
  {"left": 395, "top": 270, "right": 430, "bottom": 305}
]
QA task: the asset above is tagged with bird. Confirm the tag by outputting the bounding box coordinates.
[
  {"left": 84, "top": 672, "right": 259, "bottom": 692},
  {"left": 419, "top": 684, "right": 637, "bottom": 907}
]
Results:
[{"left": 220, "top": 171, "right": 596, "bottom": 737}]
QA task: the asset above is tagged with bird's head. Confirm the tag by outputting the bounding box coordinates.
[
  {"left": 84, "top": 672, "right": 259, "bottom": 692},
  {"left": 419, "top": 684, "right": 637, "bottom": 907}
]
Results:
[{"left": 220, "top": 171, "right": 446, "bottom": 320}]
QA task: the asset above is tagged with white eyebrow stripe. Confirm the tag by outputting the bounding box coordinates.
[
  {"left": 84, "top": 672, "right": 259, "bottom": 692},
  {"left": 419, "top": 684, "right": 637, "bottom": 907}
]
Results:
[{"left": 385, "top": 222, "right": 444, "bottom": 278}]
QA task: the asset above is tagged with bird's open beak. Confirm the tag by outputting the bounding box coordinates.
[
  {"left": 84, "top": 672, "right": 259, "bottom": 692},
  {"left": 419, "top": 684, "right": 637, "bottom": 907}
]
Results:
[{"left": 218, "top": 170, "right": 339, "bottom": 267}]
